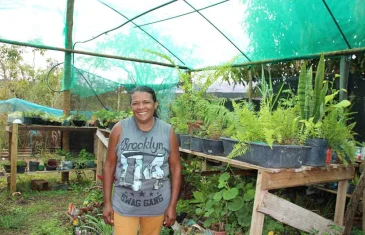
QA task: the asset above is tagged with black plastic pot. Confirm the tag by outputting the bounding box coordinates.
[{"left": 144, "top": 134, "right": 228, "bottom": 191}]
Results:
[
  {"left": 23, "top": 117, "right": 33, "bottom": 125},
  {"left": 17, "top": 166, "right": 26, "bottom": 174},
  {"left": 190, "top": 136, "right": 203, "bottom": 152},
  {"left": 220, "top": 137, "right": 239, "bottom": 157},
  {"left": 72, "top": 120, "right": 86, "bottom": 127},
  {"left": 3, "top": 165, "right": 11, "bottom": 173},
  {"left": 108, "top": 122, "right": 117, "bottom": 130},
  {"left": 201, "top": 138, "right": 224, "bottom": 156},
  {"left": 303, "top": 138, "right": 328, "bottom": 166},
  {"left": 235, "top": 142, "right": 310, "bottom": 168},
  {"left": 29, "top": 161, "right": 40, "bottom": 172},
  {"left": 180, "top": 134, "right": 191, "bottom": 149}
]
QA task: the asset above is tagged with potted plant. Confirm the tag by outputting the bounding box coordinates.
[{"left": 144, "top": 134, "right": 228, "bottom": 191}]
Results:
[
  {"left": 70, "top": 112, "right": 88, "bottom": 127},
  {"left": 1, "top": 160, "right": 27, "bottom": 173},
  {"left": 199, "top": 97, "right": 231, "bottom": 156},
  {"left": 107, "top": 110, "right": 130, "bottom": 130},
  {"left": 22, "top": 110, "right": 45, "bottom": 125},
  {"left": 228, "top": 98, "right": 310, "bottom": 168},
  {"left": 92, "top": 109, "right": 115, "bottom": 128}
]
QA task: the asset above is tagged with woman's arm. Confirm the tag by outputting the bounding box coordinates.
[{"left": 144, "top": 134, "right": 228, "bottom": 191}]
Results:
[
  {"left": 164, "top": 128, "right": 182, "bottom": 227},
  {"left": 103, "top": 122, "right": 122, "bottom": 225}
]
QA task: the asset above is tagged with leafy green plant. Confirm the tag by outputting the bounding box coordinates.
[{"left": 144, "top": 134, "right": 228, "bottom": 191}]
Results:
[
  {"left": 1, "top": 160, "right": 27, "bottom": 167},
  {"left": 79, "top": 214, "right": 113, "bottom": 234},
  {"left": 190, "top": 172, "right": 255, "bottom": 233}
]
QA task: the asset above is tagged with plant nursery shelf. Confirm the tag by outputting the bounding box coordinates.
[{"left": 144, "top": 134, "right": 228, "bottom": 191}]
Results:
[
  {"left": 5, "top": 124, "right": 99, "bottom": 194},
  {"left": 6, "top": 124, "right": 97, "bottom": 132},
  {"left": 4, "top": 168, "right": 96, "bottom": 175},
  {"left": 179, "top": 147, "right": 356, "bottom": 235}
]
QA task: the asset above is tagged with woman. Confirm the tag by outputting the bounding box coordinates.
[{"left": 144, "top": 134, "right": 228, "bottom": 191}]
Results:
[{"left": 103, "top": 86, "right": 181, "bottom": 235}]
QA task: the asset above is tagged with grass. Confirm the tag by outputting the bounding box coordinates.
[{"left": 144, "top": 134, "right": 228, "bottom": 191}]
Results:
[{"left": 0, "top": 171, "right": 95, "bottom": 235}]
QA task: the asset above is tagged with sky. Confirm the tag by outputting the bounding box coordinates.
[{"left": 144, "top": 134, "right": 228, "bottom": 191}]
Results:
[{"left": 0, "top": 0, "right": 249, "bottom": 94}]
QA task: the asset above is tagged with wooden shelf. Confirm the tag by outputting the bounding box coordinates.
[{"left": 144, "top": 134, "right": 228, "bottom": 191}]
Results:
[
  {"left": 1, "top": 168, "right": 96, "bottom": 176},
  {"left": 179, "top": 148, "right": 356, "bottom": 174},
  {"left": 6, "top": 124, "right": 97, "bottom": 132}
]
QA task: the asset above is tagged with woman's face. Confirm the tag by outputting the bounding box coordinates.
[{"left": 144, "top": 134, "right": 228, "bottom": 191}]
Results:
[{"left": 131, "top": 91, "right": 158, "bottom": 123}]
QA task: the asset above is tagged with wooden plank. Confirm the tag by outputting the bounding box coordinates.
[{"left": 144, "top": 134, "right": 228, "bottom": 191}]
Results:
[
  {"left": 96, "top": 139, "right": 104, "bottom": 184},
  {"left": 315, "top": 186, "right": 354, "bottom": 199},
  {"left": 13, "top": 125, "right": 97, "bottom": 132},
  {"left": 249, "top": 171, "right": 267, "bottom": 235},
  {"left": 10, "top": 124, "right": 18, "bottom": 193},
  {"left": 3, "top": 168, "right": 97, "bottom": 175},
  {"left": 261, "top": 167, "right": 355, "bottom": 190},
  {"left": 179, "top": 148, "right": 280, "bottom": 172},
  {"left": 96, "top": 130, "right": 109, "bottom": 148},
  {"left": 334, "top": 180, "right": 348, "bottom": 225},
  {"left": 257, "top": 192, "right": 340, "bottom": 233}
]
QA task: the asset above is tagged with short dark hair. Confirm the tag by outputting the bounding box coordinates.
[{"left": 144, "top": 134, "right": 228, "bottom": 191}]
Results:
[
  {"left": 130, "top": 86, "right": 158, "bottom": 117},
  {"left": 130, "top": 86, "right": 157, "bottom": 103}
]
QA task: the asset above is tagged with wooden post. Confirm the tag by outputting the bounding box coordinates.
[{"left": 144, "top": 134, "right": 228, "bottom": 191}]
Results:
[
  {"left": 96, "top": 139, "right": 103, "bottom": 184},
  {"left": 250, "top": 170, "right": 266, "bottom": 235},
  {"left": 61, "top": 0, "right": 75, "bottom": 183},
  {"left": 339, "top": 56, "right": 349, "bottom": 101},
  {"left": 363, "top": 189, "right": 365, "bottom": 234},
  {"left": 62, "top": 0, "right": 74, "bottom": 152},
  {"left": 248, "top": 68, "right": 253, "bottom": 103},
  {"left": 10, "top": 124, "right": 18, "bottom": 193},
  {"left": 334, "top": 180, "right": 348, "bottom": 225}
]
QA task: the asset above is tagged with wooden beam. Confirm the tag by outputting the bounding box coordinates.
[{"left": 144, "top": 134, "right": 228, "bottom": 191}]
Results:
[
  {"left": 179, "top": 148, "right": 280, "bottom": 172},
  {"left": 10, "top": 124, "right": 18, "bottom": 193},
  {"left": 261, "top": 167, "right": 355, "bottom": 190},
  {"left": 334, "top": 180, "right": 348, "bottom": 225},
  {"left": 258, "top": 192, "right": 340, "bottom": 233},
  {"left": 14, "top": 125, "right": 97, "bottom": 132},
  {"left": 96, "top": 130, "right": 109, "bottom": 147},
  {"left": 62, "top": 0, "right": 75, "bottom": 153},
  {"left": 249, "top": 171, "right": 267, "bottom": 235},
  {"left": 248, "top": 69, "right": 253, "bottom": 103},
  {"left": 96, "top": 139, "right": 104, "bottom": 184}
]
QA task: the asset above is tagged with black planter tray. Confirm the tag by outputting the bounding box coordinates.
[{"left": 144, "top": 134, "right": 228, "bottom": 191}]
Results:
[{"left": 234, "top": 142, "right": 310, "bottom": 168}]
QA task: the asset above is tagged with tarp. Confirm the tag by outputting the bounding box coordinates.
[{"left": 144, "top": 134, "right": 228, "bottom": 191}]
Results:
[{"left": 0, "top": 98, "right": 92, "bottom": 118}]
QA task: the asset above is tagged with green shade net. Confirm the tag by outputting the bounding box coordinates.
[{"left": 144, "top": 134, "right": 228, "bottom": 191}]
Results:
[{"left": 0, "top": 0, "right": 364, "bottom": 118}]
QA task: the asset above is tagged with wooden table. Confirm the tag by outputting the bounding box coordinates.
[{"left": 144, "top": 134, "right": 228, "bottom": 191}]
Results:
[{"left": 180, "top": 148, "right": 355, "bottom": 235}]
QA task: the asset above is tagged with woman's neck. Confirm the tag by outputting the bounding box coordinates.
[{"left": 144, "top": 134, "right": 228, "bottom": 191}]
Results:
[{"left": 135, "top": 117, "right": 155, "bottom": 132}]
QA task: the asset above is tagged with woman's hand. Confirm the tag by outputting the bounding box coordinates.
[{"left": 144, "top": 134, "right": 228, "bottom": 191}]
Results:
[
  {"left": 163, "top": 206, "right": 177, "bottom": 227},
  {"left": 103, "top": 204, "right": 114, "bottom": 225}
]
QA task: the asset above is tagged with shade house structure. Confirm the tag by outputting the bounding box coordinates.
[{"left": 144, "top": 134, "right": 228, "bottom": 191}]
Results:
[
  {"left": 1, "top": 1, "right": 365, "bottom": 234},
  {"left": 0, "top": 0, "right": 364, "bottom": 97}
]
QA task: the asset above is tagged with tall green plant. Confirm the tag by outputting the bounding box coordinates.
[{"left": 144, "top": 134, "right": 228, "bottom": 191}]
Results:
[{"left": 297, "top": 53, "right": 328, "bottom": 123}]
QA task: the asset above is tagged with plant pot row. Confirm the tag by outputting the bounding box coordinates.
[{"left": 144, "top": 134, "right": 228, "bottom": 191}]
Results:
[
  {"left": 178, "top": 134, "right": 330, "bottom": 169},
  {"left": 178, "top": 134, "right": 225, "bottom": 156}
]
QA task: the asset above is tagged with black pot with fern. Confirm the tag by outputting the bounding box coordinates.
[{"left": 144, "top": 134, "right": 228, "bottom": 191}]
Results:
[
  {"left": 190, "top": 136, "right": 203, "bottom": 152},
  {"left": 220, "top": 137, "right": 239, "bottom": 157}
]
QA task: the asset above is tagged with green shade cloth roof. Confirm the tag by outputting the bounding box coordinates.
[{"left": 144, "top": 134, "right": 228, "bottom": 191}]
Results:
[{"left": 0, "top": 0, "right": 364, "bottom": 79}]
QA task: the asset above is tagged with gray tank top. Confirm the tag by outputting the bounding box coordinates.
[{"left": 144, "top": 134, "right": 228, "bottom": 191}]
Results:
[{"left": 112, "top": 117, "right": 171, "bottom": 216}]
